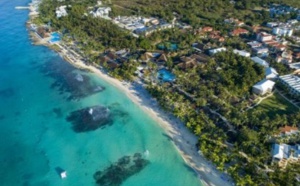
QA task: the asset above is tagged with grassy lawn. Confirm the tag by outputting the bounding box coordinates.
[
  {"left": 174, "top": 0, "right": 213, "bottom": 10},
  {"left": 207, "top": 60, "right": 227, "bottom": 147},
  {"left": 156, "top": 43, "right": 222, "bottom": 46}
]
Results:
[{"left": 254, "top": 92, "right": 299, "bottom": 118}]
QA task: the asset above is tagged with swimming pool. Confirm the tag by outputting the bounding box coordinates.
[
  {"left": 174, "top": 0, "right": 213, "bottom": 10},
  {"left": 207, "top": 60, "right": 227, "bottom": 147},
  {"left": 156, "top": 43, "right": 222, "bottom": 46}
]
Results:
[
  {"left": 158, "top": 68, "right": 176, "bottom": 82},
  {"left": 157, "top": 42, "right": 178, "bottom": 51},
  {"left": 169, "top": 44, "right": 178, "bottom": 51},
  {"left": 49, "top": 32, "right": 61, "bottom": 43}
]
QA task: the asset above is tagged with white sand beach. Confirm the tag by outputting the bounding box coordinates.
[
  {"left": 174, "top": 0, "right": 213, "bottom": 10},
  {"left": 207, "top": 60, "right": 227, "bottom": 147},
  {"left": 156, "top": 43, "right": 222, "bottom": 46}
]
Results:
[{"left": 51, "top": 43, "right": 233, "bottom": 186}]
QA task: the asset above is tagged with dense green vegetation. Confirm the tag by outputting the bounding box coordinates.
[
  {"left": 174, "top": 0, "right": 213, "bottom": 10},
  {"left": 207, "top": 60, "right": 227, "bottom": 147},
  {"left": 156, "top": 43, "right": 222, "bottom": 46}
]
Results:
[
  {"left": 147, "top": 52, "right": 300, "bottom": 184},
  {"left": 37, "top": 1, "right": 139, "bottom": 51},
  {"left": 35, "top": 0, "right": 300, "bottom": 185},
  {"left": 110, "top": 0, "right": 300, "bottom": 26}
]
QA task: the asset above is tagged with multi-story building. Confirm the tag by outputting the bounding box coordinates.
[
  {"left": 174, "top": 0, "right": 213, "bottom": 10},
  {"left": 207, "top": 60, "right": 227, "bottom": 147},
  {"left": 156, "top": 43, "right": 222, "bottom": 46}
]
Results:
[
  {"left": 278, "top": 74, "right": 300, "bottom": 95},
  {"left": 257, "top": 32, "right": 273, "bottom": 42},
  {"left": 272, "top": 27, "right": 293, "bottom": 37}
]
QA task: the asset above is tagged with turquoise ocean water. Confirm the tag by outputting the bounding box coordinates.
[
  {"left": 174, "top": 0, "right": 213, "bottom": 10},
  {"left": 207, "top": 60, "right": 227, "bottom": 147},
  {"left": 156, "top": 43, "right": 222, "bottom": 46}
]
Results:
[{"left": 0, "top": 1, "right": 202, "bottom": 185}]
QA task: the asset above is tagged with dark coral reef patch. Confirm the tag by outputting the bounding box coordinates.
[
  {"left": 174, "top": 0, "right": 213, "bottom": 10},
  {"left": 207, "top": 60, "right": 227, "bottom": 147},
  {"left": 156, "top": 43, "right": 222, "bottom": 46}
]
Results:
[
  {"left": 40, "top": 59, "right": 105, "bottom": 101},
  {"left": 93, "top": 153, "right": 149, "bottom": 186},
  {"left": 66, "top": 105, "right": 112, "bottom": 133}
]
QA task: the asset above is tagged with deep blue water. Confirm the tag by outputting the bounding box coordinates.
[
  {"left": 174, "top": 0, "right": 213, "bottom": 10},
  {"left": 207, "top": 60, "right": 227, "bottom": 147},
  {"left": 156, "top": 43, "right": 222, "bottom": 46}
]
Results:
[{"left": 0, "top": 1, "right": 202, "bottom": 186}]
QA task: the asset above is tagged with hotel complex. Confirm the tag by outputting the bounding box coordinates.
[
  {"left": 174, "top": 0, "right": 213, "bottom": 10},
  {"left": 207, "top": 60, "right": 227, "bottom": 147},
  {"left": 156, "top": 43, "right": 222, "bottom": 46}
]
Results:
[{"left": 279, "top": 74, "right": 300, "bottom": 95}]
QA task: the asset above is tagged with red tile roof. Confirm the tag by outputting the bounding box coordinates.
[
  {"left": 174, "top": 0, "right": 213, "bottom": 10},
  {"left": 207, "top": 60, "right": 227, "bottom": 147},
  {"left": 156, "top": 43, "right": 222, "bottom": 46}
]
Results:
[
  {"left": 275, "top": 44, "right": 286, "bottom": 49},
  {"left": 231, "top": 28, "right": 249, "bottom": 36},
  {"left": 202, "top": 26, "right": 213, "bottom": 32},
  {"left": 279, "top": 126, "right": 298, "bottom": 133}
]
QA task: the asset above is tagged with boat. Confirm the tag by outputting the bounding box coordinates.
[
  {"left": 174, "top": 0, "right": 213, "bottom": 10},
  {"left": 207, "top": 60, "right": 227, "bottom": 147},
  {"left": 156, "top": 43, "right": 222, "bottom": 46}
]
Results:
[
  {"left": 60, "top": 171, "right": 67, "bottom": 179},
  {"left": 75, "top": 73, "right": 84, "bottom": 82},
  {"left": 15, "top": 6, "right": 30, "bottom": 9},
  {"left": 144, "top": 150, "right": 149, "bottom": 157}
]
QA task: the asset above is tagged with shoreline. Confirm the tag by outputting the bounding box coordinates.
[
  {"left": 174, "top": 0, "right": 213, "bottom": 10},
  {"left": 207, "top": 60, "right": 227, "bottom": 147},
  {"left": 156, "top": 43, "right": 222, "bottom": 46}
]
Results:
[
  {"left": 67, "top": 51, "right": 232, "bottom": 186},
  {"left": 53, "top": 43, "right": 233, "bottom": 186},
  {"left": 27, "top": 18, "right": 233, "bottom": 186}
]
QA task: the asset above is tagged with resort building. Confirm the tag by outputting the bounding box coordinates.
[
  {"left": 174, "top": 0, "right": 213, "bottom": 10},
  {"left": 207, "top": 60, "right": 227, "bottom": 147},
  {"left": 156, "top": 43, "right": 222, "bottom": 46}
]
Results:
[
  {"left": 252, "top": 79, "right": 275, "bottom": 95},
  {"left": 113, "top": 16, "right": 172, "bottom": 36},
  {"left": 176, "top": 56, "right": 198, "bottom": 70},
  {"left": 155, "top": 53, "right": 168, "bottom": 65},
  {"left": 233, "top": 49, "right": 251, "bottom": 57},
  {"left": 273, "top": 44, "right": 287, "bottom": 52},
  {"left": 56, "top": 5, "right": 68, "bottom": 18},
  {"left": 265, "top": 67, "right": 278, "bottom": 80},
  {"left": 278, "top": 74, "right": 300, "bottom": 95},
  {"left": 230, "top": 28, "right": 249, "bottom": 36},
  {"left": 192, "top": 43, "right": 214, "bottom": 54},
  {"left": 208, "top": 31, "right": 222, "bottom": 40},
  {"left": 90, "top": 7, "right": 111, "bottom": 18},
  {"left": 189, "top": 53, "right": 210, "bottom": 64},
  {"left": 160, "top": 23, "right": 173, "bottom": 29},
  {"left": 272, "top": 143, "right": 291, "bottom": 160},
  {"left": 139, "top": 52, "right": 154, "bottom": 63},
  {"left": 288, "top": 19, "right": 298, "bottom": 25},
  {"left": 251, "top": 57, "right": 269, "bottom": 68},
  {"left": 277, "top": 126, "right": 299, "bottom": 137},
  {"left": 272, "top": 143, "right": 300, "bottom": 168},
  {"left": 201, "top": 26, "right": 213, "bottom": 33},
  {"left": 224, "top": 18, "right": 238, "bottom": 24},
  {"left": 29, "top": 0, "right": 40, "bottom": 16},
  {"left": 272, "top": 26, "right": 293, "bottom": 37},
  {"left": 113, "top": 16, "right": 146, "bottom": 31},
  {"left": 257, "top": 32, "right": 273, "bottom": 42},
  {"left": 266, "top": 22, "right": 279, "bottom": 28},
  {"left": 247, "top": 41, "right": 262, "bottom": 48},
  {"left": 269, "top": 5, "right": 299, "bottom": 17},
  {"left": 276, "top": 51, "right": 293, "bottom": 64},
  {"left": 252, "top": 47, "right": 269, "bottom": 57},
  {"left": 289, "top": 62, "right": 300, "bottom": 70},
  {"left": 209, "top": 47, "right": 227, "bottom": 55},
  {"left": 36, "top": 27, "right": 50, "bottom": 38}
]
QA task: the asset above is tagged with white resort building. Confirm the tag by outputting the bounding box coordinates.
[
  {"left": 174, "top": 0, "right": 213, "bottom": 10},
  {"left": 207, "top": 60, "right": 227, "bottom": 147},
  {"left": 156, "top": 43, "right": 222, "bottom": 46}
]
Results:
[
  {"left": 112, "top": 16, "right": 172, "bottom": 36},
  {"left": 257, "top": 32, "right": 273, "bottom": 42},
  {"left": 233, "top": 49, "right": 251, "bottom": 57},
  {"left": 56, "top": 5, "right": 68, "bottom": 18},
  {"left": 251, "top": 56, "right": 269, "bottom": 68},
  {"left": 265, "top": 67, "right": 278, "bottom": 80},
  {"left": 209, "top": 47, "right": 227, "bottom": 55},
  {"left": 252, "top": 79, "right": 275, "bottom": 95},
  {"left": 272, "top": 26, "right": 294, "bottom": 37},
  {"left": 90, "top": 7, "right": 111, "bottom": 18},
  {"left": 272, "top": 143, "right": 300, "bottom": 167}
]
